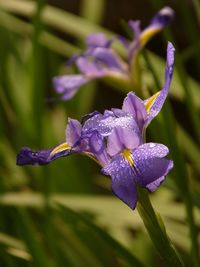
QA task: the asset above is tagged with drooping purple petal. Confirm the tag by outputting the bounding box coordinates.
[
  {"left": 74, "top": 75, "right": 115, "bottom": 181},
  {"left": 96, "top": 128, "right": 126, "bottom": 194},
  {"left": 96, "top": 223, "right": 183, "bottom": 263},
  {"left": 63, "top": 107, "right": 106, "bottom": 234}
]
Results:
[
  {"left": 143, "top": 42, "right": 175, "bottom": 125},
  {"left": 86, "top": 33, "right": 110, "bottom": 49},
  {"left": 122, "top": 92, "right": 147, "bottom": 131},
  {"left": 16, "top": 145, "right": 72, "bottom": 166},
  {"left": 102, "top": 154, "right": 138, "bottom": 209},
  {"left": 131, "top": 142, "right": 173, "bottom": 188},
  {"left": 16, "top": 147, "right": 52, "bottom": 165},
  {"left": 76, "top": 57, "right": 105, "bottom": 77},
  {"left": 146, "top": 176, "right": 166, "bottom": 192},
  {"left": 66, "top": 118, "right": 82, "bottom": 146},
  {"left": 90, "top": 47, "right": 127, "bottom": 71},
  {"left": 53, "top": 75, "right": 88, "bottom": 100},
  {"left": 107, "top": 127, "right": 142, "bottom": 157}
]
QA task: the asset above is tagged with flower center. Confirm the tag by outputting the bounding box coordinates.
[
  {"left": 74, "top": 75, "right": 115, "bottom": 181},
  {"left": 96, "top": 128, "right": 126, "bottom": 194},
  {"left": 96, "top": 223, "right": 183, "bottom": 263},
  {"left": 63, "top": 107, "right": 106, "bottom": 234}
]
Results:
[
  {"left": 122, "top": 149, "right": 134, "bottom": 166},
  {"left": 50, "top": 142, "right": 71, "bottom": 155},
  {"left": 145, "top": 91, "right": 160, "bottom": 113}
]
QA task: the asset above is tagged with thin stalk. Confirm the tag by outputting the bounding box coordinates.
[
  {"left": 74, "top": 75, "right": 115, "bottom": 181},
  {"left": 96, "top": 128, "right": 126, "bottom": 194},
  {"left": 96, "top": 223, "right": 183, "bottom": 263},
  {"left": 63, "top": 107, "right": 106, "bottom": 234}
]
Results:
[{"left": 137, "top": 188, "right": 184, "bottom": 267}]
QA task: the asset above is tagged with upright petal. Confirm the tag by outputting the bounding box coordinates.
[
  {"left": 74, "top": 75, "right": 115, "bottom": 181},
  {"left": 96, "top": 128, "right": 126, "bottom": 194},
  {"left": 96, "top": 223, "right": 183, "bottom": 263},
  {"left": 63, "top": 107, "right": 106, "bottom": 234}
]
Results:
[
  {"left": 53, "top": 75, "right": 88, "bottom": 100},
  {"left": 131, "top": 142, "right": 173, "bottom": 189},
  {"left": 107, "top": 126, "right": 142, "bottom": 157},
  {"left": 122, "top": 92, "right": 147, "bottom": 131},
  {"left": 129, "top": 20, "right": 141, "bottom": 40},
  {"left": 128, "top": 20, "right": 141, "bottom": 60},
  {"left": 102, "top": 155, "right": 138, "bottom": 209},
  {"left": 66, "top": 118, "right": 82, "bottom": 146},
  {"left": 143, "top": 42, "right": 175, "bottom": 125},
  {"left": 82, "top": 111, "right": 141, "bottom": 138}
]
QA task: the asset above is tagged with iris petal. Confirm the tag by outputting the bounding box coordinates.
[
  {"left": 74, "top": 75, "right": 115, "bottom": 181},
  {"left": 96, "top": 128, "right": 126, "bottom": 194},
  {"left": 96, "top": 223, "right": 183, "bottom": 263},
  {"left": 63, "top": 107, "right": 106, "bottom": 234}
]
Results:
[
  {"left": 16, "top": 145, "right": 72, "bottom": 166},
  {"left": 82, "top": 111, "right": 140, "bottom": 138},
  {"left": 89, "top": 131, "right": 110, "bottom": 166},
  {"left": 76, "top": 57, "right": 104, "bottom": 77},
  {"left": 53, "top": 75, "right": 88, "bottom": 100},
  {"left": 66, "top": 118, "right": 82, "bottom": 146},
  {"left": 107, "top": 127, "right": 142, "bottom": 157},
  {"left": 86, "top": 33, "right": 110, "bottom": 48},
  {"left": 143, "top": 42, "right": 175, "bottom": 125},
  {"left": 132, "top": 143, "right": 173, "bottom": 188},
  {"left": 122, "top": 92, "right": 147, "bottom": 131},
  {"left": 91, "top": 47, "right": 126, "bottom": 71},
  {"left": 140, "top": 7, "right": 174, "bottom": 47},
  {"left": 102, "top": 155, "right": 138, "bottom": 209}
]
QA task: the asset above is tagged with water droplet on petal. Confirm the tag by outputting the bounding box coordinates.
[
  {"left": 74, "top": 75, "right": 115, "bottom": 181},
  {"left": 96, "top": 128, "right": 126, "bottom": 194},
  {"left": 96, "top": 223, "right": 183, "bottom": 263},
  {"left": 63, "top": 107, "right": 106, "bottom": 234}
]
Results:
[{"left": 149, "top": 143, "right": 156, "bottom": 148}]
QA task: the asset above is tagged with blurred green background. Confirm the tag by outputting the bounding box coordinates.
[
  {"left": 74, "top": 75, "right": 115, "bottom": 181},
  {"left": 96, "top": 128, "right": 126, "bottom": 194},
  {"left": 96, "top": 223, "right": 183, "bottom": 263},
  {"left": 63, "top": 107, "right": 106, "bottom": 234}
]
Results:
[{"left": 0, "top": 0, "right": 200, "bottom": 266}]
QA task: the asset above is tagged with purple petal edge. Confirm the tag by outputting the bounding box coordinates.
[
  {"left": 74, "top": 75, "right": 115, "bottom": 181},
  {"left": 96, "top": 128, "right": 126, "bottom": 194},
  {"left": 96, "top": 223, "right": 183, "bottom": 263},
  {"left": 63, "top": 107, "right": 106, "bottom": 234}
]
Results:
[{"left": 16, "top": 146, "right": 72, "bottom": 166}]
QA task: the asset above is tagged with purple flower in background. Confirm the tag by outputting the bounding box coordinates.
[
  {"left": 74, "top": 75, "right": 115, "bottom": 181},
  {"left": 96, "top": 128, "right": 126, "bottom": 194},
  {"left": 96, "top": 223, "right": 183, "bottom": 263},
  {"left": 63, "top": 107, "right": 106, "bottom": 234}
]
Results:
[
  {"left": 53, "top": 7, "right": 174, "bottom": 100},
  {"left": 17, "top": 43, "right": 175, "bottom": 209},
  {"left": 81, "top": 42, "right": 175, "bottom": 137}
]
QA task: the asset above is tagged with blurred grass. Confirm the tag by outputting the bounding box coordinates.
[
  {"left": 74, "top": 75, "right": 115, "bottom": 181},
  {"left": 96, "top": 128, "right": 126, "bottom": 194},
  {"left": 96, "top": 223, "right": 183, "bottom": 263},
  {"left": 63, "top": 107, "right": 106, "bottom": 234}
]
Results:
[{"left": 0, "top": 0, "right": 200, "bottom": 267}]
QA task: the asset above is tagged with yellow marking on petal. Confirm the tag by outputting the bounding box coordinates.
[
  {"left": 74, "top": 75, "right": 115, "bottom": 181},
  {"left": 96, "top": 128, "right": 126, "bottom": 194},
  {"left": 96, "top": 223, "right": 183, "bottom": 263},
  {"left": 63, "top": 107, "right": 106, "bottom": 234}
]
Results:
[
  {"left": 140, "top": 28, "right": 160, "bottom": 47},
  {"left": 50, "top": 142, "right": 70, "bottom": 155},
  {"left": 122, "top": 149, "right": 134, "bottom": 166},
  {"left": 145, "top": 91, "right": 160, "bottom": 113}
]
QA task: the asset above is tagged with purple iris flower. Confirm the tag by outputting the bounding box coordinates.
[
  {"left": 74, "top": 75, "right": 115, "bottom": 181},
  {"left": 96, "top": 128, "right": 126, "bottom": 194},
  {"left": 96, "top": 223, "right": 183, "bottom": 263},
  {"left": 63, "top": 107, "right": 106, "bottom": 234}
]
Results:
[
  {"left": 83, "top": 42, "right": 175, "bottom": 208},
  {"left": 53, "top": 7, "right": 174, "bottom": 100},
  {"left": 17, "top": 42, "right": 174, "bottom": 209}
]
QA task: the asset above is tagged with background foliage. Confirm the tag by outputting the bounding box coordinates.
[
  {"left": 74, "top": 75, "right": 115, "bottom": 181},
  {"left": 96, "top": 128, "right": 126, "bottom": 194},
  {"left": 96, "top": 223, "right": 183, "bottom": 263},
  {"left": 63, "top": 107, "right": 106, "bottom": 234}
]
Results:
[{"left": 0, "top": 0, "right": 200, "bottom": 266}]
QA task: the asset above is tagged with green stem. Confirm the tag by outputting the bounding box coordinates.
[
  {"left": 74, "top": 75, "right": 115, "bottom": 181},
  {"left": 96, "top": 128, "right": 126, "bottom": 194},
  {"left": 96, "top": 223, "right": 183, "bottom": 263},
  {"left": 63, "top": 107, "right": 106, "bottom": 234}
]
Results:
[{"left": 137, "top": 188, "right": 184, "bottom": 267}]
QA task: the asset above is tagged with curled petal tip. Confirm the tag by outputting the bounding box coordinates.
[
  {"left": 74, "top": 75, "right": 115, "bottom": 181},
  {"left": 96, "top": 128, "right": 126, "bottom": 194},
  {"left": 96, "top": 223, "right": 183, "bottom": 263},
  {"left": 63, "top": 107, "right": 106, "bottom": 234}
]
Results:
[
  {"left": 152, "top": 6, "right": 174, "bottom": 27},
  {"left": 16, "top": 147, "right": 51, "bottom": 166},
  {"left": 159, "top": 6, "right": 174, "bottom": 17}
]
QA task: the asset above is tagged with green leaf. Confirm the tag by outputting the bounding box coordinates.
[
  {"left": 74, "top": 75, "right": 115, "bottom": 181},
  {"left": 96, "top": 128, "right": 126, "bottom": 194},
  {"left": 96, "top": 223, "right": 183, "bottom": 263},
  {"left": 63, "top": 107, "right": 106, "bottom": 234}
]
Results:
[
  {"left": 14, "top": 208, "right": 55, "bottom": 267},
  {"left": 57, "top": 205, "right": 146, "bottom": 267}
]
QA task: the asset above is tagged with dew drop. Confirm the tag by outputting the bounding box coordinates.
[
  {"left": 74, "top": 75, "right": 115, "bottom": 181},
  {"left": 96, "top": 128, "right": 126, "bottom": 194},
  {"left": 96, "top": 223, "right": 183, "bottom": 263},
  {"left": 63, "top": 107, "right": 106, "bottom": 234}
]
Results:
[{"left": 149, "top": 143, "right": 156, "bottom": 148}]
